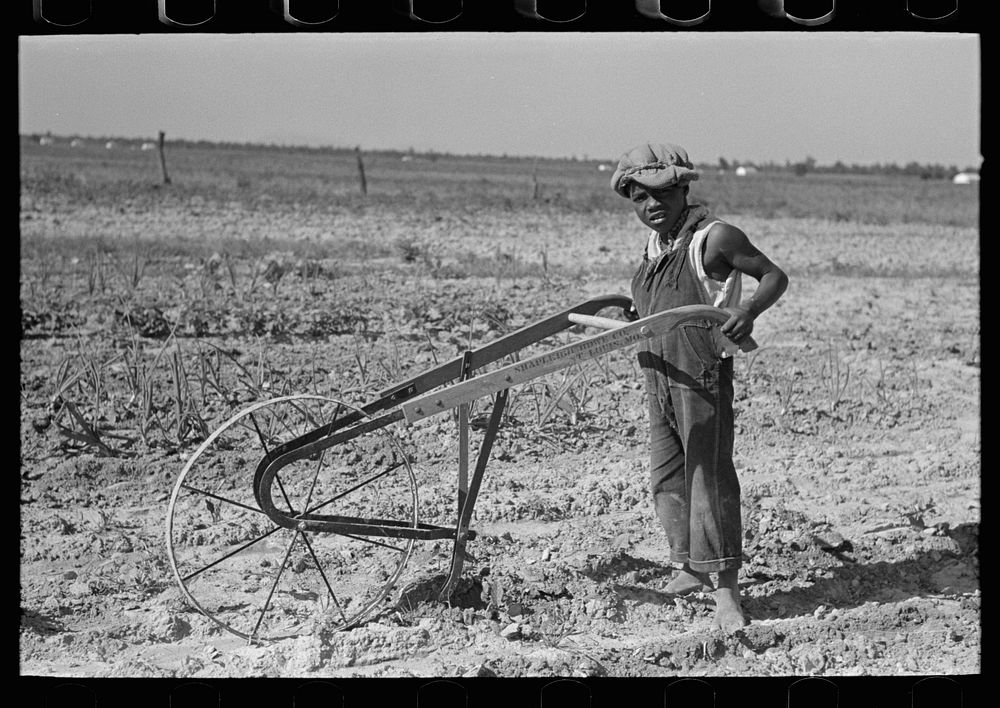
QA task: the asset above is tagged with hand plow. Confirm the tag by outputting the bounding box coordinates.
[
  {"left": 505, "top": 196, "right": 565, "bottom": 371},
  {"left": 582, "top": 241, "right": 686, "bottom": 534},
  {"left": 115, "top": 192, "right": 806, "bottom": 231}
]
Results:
[{"left": 165, "top": 295, "right": 756, "bottom": 644}]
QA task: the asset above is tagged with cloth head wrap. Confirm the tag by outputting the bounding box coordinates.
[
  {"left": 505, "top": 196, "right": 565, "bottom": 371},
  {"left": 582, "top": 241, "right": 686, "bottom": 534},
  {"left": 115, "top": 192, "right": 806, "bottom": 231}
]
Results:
[{"left": 610, "top": 143, "right": 700, "bottom": 197}]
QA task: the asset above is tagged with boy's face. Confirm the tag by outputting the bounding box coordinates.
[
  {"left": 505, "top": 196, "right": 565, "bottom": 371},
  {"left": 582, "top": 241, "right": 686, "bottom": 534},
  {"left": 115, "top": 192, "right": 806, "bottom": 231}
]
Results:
[{"left": 628, "top": 182, "right": 688, "bottom": 234}]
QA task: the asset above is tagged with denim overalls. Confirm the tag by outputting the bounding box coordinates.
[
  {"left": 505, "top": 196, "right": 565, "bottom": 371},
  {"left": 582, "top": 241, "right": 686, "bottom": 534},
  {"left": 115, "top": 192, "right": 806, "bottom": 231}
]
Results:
[{"left": 631, "top": 224, "right": 743, "bottom": 573}]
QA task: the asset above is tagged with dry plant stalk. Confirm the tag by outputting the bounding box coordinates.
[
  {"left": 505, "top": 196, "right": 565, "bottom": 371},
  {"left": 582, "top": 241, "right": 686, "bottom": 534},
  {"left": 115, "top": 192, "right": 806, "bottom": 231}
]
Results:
[
  {"left": 777, "top": 375, "right": 800, "bottom": 417},
  {"left": 49, "top": 339, "right": 130, "bottom": 455},
  {"left": 111, "top": 246, "right": 148, "bottom": 293},
  {"left": 821, "top": 339, "right": 851, "bottom": 412},
  {"left": 169, "top": 345, "right": 209, "bottom": 444},
  {"left": 56, "top": 399, "right": 115, "bottom": 456},
  {"left": 85, "top": 250, "right": 106, "bottom": 296}
]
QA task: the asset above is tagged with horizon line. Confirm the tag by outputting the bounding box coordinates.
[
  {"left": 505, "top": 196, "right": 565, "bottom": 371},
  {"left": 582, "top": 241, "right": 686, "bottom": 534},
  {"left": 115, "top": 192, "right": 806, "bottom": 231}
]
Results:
[{"left": 20, "top": 132, "right": 982, "bottom": 172}]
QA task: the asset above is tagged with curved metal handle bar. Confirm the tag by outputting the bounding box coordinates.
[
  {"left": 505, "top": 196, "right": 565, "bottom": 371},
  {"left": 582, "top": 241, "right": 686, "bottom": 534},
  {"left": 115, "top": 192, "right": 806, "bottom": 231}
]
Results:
[
  {"left": 400, "top": 304, "right": 753, "bottom": 424},
  {"left": 249, "top": 294, "right": 633, "bottom": 477},
  {"left": 258, "top": 298, "right": 743, "bottom": 467},
  {"left": 375, "top": 293, "right": 632, "bottom": 403}
]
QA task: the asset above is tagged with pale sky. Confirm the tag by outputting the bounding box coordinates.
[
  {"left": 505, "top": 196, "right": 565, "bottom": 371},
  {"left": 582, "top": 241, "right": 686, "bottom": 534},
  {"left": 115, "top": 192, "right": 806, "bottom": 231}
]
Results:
[{"left": 18, "top": 32, "right": 980, "bottom": 167}]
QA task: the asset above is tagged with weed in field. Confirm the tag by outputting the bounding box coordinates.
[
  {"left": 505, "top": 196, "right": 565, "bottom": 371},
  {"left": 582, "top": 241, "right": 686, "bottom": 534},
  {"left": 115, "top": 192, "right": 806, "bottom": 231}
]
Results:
[
  {"left": 49, "top": 342, "right": 131, "bottom": 456},
  {"left": 738, "top": 336, "right": 770, "bottom": 383},
  {"left": 538, "top": 367, "right": 593, "bottom": 427},
  {"left": 537, "top": 605, "right": 609, "bottom": 676},
  {"left": 258, "top": 251, "right": 293, "bottom": 297},
  {"left": 905, "top": 359, "right": 927, "bottom": 406},
  {"left": 222, "top": 253, "right": 240, "bottom": 296},
  {"left": 859, "top": 358, "right": 896, "bottom": 409},
  {"left": 590, "top": 352, "right": 626, "bottom": 386},
  {"left": 121, "top": 320, "right": 175, "bottom": 447},
  {"left": 39, "top": 309, "right": 237, "bottom": 454},
  {"left": 395, "top": 238, "right": 424, "bottom": 264},
  {"left": 776, "top": 371, "right": 802, "bottom": 419},
  {"left": 110, "top": 242, "right": 148, "bottom": 294},
  {"left": 84, "top": 250, "right": 107, "bottom": 297},
  {"left": 54, "top": 399, "right": 116, "bottom": 456},
  {"left": 539, "top": 247, "right": 552, "bottom": 288},
  {"left": 196, "top": 252, "right": 224, "bottom": 299},
  {"left": 295, "top": 255, "right": 330, "bottom": 297},
  {"left": 50, "top": 351, "right": 89, "bottom": 410},
  {"left": 114, "top": 302, "right": 172, "bottom": 339},
  {"left": 195, "top": 344, "right": 234, "bottom": 405},
  {"left": 820, "top": 340, "right": 852, "bottom": 413},
  {"left": 167, "top": 343, "right": 210, "bottom": 445}
]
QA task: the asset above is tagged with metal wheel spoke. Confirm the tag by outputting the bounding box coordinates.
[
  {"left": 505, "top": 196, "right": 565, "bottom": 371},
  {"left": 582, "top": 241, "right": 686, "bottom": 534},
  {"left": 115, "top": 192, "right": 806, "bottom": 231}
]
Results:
[
  {"left": 331, "top": 531, "right": 407, "bottom": 554},
  {"left": 249, "top": 412, "right": 297, "bottom": 514},
  {"left": 235, "top": 417, "right": 276, "bottom": 445},
  {"left": 181, "top": 524, "right": 284, "bottom": 583},
  {"left": 302, "top": 449, "right": 327, "bottom": 514},
  {"left": 249, "top": 528, "right": 300, "bottom": 643},
  {"left": 303, "top": 461, "right": 403, "bottom": 517},
  {"left": 180, "top": 483, "right": 270, "bottom": 517},
  {"left": 248, "top": 411, "right": 273, "bottom": 457},
  {"left": 273, "top": 474, "right": 296, "bottom": 515},
  {"left": 168, "top": 394, "right": 418, "bottom": 643},
  {"left": 273, "top": 399, "right": 324, "bottom": 438},
  {"left": 298, "top": 531, "right": 348, "bottom": 624}
]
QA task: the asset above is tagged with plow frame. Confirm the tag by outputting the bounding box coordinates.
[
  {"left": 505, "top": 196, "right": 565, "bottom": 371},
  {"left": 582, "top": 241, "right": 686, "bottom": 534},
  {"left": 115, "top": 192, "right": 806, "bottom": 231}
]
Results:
[{"left": 167, "top": 294, "right": 755, "bottom": 640}]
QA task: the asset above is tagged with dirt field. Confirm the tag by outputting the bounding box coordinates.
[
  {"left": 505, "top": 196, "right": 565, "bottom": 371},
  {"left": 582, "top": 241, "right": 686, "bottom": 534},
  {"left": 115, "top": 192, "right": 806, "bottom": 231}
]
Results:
[{"left": 19, "top": 138, "right": 979, "bottom": 678}]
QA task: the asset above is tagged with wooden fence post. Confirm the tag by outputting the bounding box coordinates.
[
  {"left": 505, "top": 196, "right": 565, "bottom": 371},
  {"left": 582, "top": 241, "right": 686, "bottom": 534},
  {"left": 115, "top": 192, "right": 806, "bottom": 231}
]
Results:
[
  {"left": 158, "top": 131, "right": 171, "bottom": 185},
  {"left": 355, "top": 146, "right": 368, "bottom": 195}
]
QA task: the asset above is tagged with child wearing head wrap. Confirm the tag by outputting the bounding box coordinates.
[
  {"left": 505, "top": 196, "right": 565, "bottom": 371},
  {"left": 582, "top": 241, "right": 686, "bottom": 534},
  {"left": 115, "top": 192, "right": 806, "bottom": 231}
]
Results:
[{"left": 612, "top": 143, "right": 789, "bottom": 633}]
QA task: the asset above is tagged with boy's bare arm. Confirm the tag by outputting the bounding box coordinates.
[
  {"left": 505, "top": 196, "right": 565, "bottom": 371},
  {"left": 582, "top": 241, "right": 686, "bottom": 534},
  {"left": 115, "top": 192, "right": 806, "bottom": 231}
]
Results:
[{"left": 704, "top": 223, "right": 789, "bottom": 344}]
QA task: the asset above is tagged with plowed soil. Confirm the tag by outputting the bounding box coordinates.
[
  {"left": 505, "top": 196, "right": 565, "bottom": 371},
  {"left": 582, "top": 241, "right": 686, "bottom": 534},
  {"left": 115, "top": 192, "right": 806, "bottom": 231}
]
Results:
[{"left": 19, "top": 141, "right": 979, "bottom": 678}]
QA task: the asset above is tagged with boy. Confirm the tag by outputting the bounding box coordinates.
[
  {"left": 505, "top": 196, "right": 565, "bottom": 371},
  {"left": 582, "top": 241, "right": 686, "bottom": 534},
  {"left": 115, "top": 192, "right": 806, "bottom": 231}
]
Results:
[{"left": 611, "top": 143, "right": 788, "bottom": 633}]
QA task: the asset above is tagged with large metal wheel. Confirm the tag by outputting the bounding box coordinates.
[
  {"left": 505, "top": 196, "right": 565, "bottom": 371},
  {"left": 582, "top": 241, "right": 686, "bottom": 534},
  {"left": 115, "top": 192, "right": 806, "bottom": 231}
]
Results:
[{"left": 166, "top": 395, "right": 417, "bottom": 644}]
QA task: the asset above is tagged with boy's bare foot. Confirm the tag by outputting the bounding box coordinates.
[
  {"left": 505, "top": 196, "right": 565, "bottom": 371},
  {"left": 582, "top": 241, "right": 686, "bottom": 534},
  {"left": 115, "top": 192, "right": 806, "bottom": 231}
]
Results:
[
  {"left": 664, "top": 565, "right": 714, "bottom": 595},
  {"left": 712, "top": 569, "right": 749, "bottom": 634}
]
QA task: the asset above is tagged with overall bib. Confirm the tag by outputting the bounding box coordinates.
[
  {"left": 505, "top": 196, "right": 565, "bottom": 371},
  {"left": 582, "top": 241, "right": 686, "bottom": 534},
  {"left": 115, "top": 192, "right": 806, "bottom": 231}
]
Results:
[{"left": 630, "top": 222, "right": 743, "bottom": 573}]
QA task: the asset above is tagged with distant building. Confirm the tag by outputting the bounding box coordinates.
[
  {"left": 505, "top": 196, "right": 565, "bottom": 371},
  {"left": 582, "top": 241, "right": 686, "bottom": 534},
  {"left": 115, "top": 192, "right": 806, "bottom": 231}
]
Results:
[
  {"left": 105, "top": 141, "right": 116, "bottom": 149},
  {"left": 952, "top": 172, "right": 980, "bottom": 185},
  {"left": 140, "top": 142, "right": 157, "bottom": 151},
  {"left": 735, "top": 165, "right": 758, "bottom": 176},
  {"left": 597, "top": 164, "right": 612, "bottom": 172},
  {"left": 70, "top": 139, "right": 83, "bottom": 147},
  {"left": 38, "top": 136, "right": 54, "bottom": 146}
]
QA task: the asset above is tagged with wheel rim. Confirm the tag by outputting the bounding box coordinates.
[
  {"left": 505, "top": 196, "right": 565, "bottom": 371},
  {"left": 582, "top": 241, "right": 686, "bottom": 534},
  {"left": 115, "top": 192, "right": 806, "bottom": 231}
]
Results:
[{"left": 165, "top": 395, "right": 418, "bottom": 643}]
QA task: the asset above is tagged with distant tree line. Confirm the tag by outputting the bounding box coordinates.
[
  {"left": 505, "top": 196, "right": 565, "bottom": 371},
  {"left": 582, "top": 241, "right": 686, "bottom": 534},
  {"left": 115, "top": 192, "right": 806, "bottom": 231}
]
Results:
[{"left": 712, "top": 155, "right": 978, "bottom": 179}]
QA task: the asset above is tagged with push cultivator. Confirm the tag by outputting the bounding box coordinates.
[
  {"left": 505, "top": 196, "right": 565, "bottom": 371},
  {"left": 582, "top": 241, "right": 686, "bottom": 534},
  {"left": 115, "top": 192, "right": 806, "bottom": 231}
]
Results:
[{"left": 166, "top": 295, "right": 756, "bottom": 643}]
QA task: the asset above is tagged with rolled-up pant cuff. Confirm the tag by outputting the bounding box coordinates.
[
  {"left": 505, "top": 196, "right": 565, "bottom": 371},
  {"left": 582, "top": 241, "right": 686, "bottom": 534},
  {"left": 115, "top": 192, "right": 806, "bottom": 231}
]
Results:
[{"left": 686, "top": 556, "right": 742, "bottom": 573}]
